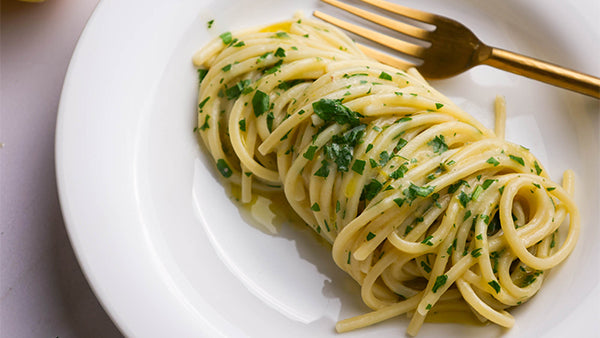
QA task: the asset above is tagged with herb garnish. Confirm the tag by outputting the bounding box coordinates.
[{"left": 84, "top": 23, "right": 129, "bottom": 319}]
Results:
[
  {"left": 219, "top": 32, "right": 233, "bottom": 44},
  {"left": 509, "top": 155, "right": 525, "bottom": 166},
  {"left": 303, "top": 145, "right": 318, "bottom": 160},
  {"left": 432, "top": 275, "right": 448, "bottom": 293},
  {"left": 352, "top": 160, "right": 366, "bottom": 174},
  {"left": 324, "top": 124, "right": 366, "bottom": 172},
  {"left": 378, "top": 71, "right": 392, "bottom": 81},
  {"left": 312, "top": 98, "right": 361, "bottom": 126},
  {"left": 428, "top": 135, "right": 448, "bottom": 154},
  {"left": 252, "top": 90, "right": 269, "bottom": 117},
  {"left": 314, "top": 160, "right": 330, "bottom": 177},
  {"left": 487, "top": 157, "right": 500, "bottom": 166},
  {"left": 361, "top": 179, "right": 383, "bottom": 200},
  {"left": 488, "top": 280, "right": 501, "bottom": 293},
  {"left": 216, "top": 159, "right": 232, "bottom": 178},
  {"left": 197, "top": 69, "right": 208, "bottom": 84}
]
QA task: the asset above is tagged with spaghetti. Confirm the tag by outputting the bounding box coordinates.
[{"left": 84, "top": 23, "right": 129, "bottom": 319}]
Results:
[{"left": 192, "top": 17, "right": 579, "bottom": 336}]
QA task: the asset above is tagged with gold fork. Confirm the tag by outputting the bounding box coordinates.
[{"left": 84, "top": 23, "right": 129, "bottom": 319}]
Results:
[{"left": 314, "top": 0, "right": 600, "bottom": 99}]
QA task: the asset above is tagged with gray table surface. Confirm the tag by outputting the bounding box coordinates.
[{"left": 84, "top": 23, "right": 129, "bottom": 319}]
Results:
[{"left": 1, "top": 0, "right": 123, "bottom": 336}]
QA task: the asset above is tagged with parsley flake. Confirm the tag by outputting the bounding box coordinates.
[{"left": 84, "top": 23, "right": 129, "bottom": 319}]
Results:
[
  {"left": 252, "top": 90, "right": 269, "bottom": 117},
  {"left": 379, "top": 71, "right": 392, "bottom": 81},
  {"left": 432, "top": 274, "right": 448, "bottom": 293},
  {"left": 352, "top": 160, "right": 366, "bottom": 174},
  {"left": 303, "top": 145, "right": 318, "bottom": 160},
  {"left": 428, "top": 135, "right": 448, "bottom": 154},
  {"left": 216, "top": 159, "right": 232, "bottom": 178},
  {"left": 488, "top": 280, "right": 501, "bottom": 293},
  {"left": 219, "top": 32, "right": 233, "bottom": 44},
  {"left": 509, "top": 155, "right": 525, "bottom": 166},
  {"left": 312, "top": 99, "right": 361, "bottom": 126}
]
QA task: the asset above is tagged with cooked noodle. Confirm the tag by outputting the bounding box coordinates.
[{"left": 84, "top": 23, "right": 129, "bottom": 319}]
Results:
[{"left": 192, "top": 17, "right": 579, "bottom": 336}]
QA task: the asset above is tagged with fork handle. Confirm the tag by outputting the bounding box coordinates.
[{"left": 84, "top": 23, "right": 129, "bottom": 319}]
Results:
[{"left": 482, "top": 47, "right": 600, "bottom": 99}]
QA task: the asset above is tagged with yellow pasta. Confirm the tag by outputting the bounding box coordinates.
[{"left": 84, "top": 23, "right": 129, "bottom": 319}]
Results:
[{"left": 192, "top": 17, "right": 579, "bottom": 336}]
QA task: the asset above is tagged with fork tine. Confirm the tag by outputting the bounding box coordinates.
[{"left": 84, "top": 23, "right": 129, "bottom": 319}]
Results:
[
  {"left": 360, "top": 0, "right": 437, "bottom": 24},
  {"left": 313, "top": 11, "right": 427, "bottom": 58},
  {"left": 320, "top": 0, "right": 431, "bottom": 40},
  {"left": 356, "top": 43, "right": 415, "bottom": 70}
]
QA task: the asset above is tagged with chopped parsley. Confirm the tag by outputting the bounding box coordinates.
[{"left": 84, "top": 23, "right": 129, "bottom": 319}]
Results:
[
  {"left": 432, "top": 274, "right": 448, "bottom": 293},
  {"left": 404, "top": 183, "right": 435, "bottom": 203},
  {"left": 312, "top": 98, "right": 361, "bottom": 126},
  {"left": 257, "top": 51, "right": 273, "bottom": 63},
  {"left": 199, "top": 115, "right": 210, "bottom": 131},
  {"left": 471, "top": 248, "right": 482, "bottom": 258},
  {"left": 378, "top": 71, "right": 392, "bottom": 81},
  {"left": 487, "top": 157, "right": 500, "bottom": 166},
  {"left": 488, "top": 280, "right": 501, "bottom": 293},
  {"left": 435, "top": 103, "right": 444, "bottom": 110},
  {"left": 266, "top": 112, "right": 274, "bottom": 132},
  {"left": 216, "top": 159, "right": 232, "bottom": 178},
  {"left": 198, "top": 96, "right": 210, "bottom": 110},
  {"left": 509, "top": 155, "right": 525, "bottom": 166},
  {"left": 239, "top": 119, "right": 246, "bottom": 132},
  {"left": 277, "top": 79, "right": 304, "bottom": 91},
  {"left": 274, "top": 31, "right": 290, "bottom": 38},
  {"left": 324, "top": 124, "right": 366, "bottom": 172},
  {"left": 389, "top": 164, "right": 408, "bottom": 179},
  {"left": 303, "top": 145, "right": 318, "bottom": 160},
  {"left": 274, "top": 47, "right": 286, "bottom": 57},
  {"left": 521, "top": 274, "right": 537, "bottom": 287},
  {"left": 420, "top": 260, "right": 432, "bottom": 273},
  {"left": 279, "top": 129, "right": 291, "bottom": 141},
  {"left": 428, "top": 135, "right": 448, "bottom": 154},
  {"left": 394, "top": 138, "right": 408, "bottom": 152},
  {"left": 458, "top": 191, "right": 470, "bottom": 208},
  {"left": 352, "top": 160, "right": 366, "bottom": 174},
  {"left": 311, "top": 203, "right": 320, "bottom": 211},
  {"left": 471, "top": 185, "right": 484, "bottom": 200},
  {"left": 197, "top": 69, "right": 209, "bottom": 84},
  {"left": 263, "top": 59, "right": 283, "bottom": 74},
  {"left": 343, "top": 73, "right": 368, "bottom": 78},
  {"left": 463, "top": 210, "right": 472, "bottom": 221},
  {"left": 534, "top": 161, "right": 543, "bottom": 175},
  {"left": 314, "top": 160, "right": 330, "bottom": 177},
  {"left": 379, "top": 151, "right": 390, "bottom": 166},
  {"left": 225, "top": 79, "right": 251, "bottom": 100},
  {"left": 366, "top": 232, "right": 376, "bottom": 241},
  {"left": 252, "top": 90, "right": 269, "bottom": 117},
  {"left": 361, "top": 179, "right": 383, "bottom": 200},
  {"left": 219, "top": 31, "right": 233, "bottom": 44},
  {"left": 207, "top": 19, "right": 214, "bottom": 29},
  {"left": 421, "top": 235, "right": 434, "bottom": 246},
  {"left": 482, "top": 179, "right": 496, "bottom": 190}
]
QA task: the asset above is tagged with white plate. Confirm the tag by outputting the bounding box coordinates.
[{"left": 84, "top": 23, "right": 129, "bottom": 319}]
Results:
[{"left": 56, "top": 0, "right": 600, "bottom": 337}]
